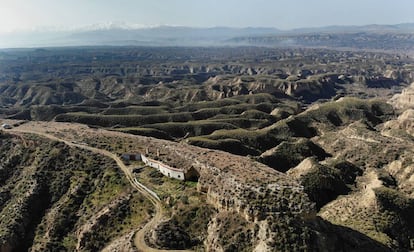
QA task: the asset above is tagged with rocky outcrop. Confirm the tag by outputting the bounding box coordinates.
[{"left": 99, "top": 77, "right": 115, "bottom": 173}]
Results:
[
  {"left": 288, "top": 158, "right": 358, "bottom": 209},
  {"left": 204, "top": 74, "right": 337, "bottom": 102},
  {"left": 205, "top": 211, "right": 254, "bottom": 252},
  {"left": 167, "top": 146, "right": 318, "bottom": 250},
  {"left": 259, "top": 138, "right": 330, "bottom": 172},
  {"left": 383, "top": 108, "right": 414, "bottom": 135},
  {"left": 389, "top": 82, "right": 414, "bottom": 109},
  {"left": 382, "top": 110, "right": 414, "bottom": 197}
]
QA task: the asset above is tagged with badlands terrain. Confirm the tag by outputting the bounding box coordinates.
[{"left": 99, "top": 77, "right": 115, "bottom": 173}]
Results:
[{"left": 0, "top": 46, "right": 413, "bottom": 251}]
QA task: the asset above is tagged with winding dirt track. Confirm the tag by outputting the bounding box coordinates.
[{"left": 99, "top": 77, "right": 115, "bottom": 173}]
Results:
[{"left": 10, "top": 128, "right": 192, "bottom": 252}]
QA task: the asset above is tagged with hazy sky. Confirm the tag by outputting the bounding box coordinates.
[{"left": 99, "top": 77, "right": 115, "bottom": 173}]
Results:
[{"left": 1, "top": 0, "right": 414, "bottom": 33}]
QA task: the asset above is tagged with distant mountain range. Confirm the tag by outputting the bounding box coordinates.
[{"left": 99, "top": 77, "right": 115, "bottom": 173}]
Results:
[
  {"left": 1, "top": 23, "right": 414, "bottom": 49},
  {"left": 289, "top": 23, "right": 414, "bottom": 33}
]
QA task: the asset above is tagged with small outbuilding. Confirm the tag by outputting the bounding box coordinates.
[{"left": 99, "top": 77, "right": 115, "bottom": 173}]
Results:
[{"left": 121, "top": 153, "right": 142, "bottom": 161}]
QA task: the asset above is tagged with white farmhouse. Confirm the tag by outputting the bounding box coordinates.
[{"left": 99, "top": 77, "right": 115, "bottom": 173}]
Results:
[{"left": 141, "top": 154, "right": 185, "bottom": 181}]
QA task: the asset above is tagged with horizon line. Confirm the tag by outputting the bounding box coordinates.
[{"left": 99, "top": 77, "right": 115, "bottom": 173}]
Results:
[{"left": 1, "top": 21, "right": 414, "bottom": 35}]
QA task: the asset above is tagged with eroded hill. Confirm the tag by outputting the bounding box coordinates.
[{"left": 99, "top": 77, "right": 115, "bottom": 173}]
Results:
[
  {"left": 0, "top": 120, "right": 393, "bottom": 251},
  {"left": 1, "top": 46, "right": 414, "bottom": 251},
  {"left": 0, "top": 131, "right": 152, "bottom": 251}
]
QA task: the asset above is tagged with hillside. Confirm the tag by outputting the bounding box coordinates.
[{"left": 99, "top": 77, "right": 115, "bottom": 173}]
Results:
[
  {"left": 0, "top": 46, "right": 414, "bottom": 251},
  {"left": 0, "top": 131, "right": 152, "bottom": 251},
  {"left": 0, "top": 121, "right": 391, "bottom": 251}
]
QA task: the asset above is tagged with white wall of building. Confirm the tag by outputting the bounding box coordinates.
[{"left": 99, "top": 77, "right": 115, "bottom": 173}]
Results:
[{"left": 140, "top": 154, "right": 185, "bottom": 181}]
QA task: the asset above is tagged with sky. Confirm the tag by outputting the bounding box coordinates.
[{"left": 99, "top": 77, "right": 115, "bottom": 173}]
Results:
[{"left": 0, "top": 0, "right": 414, "bottom": 33}]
